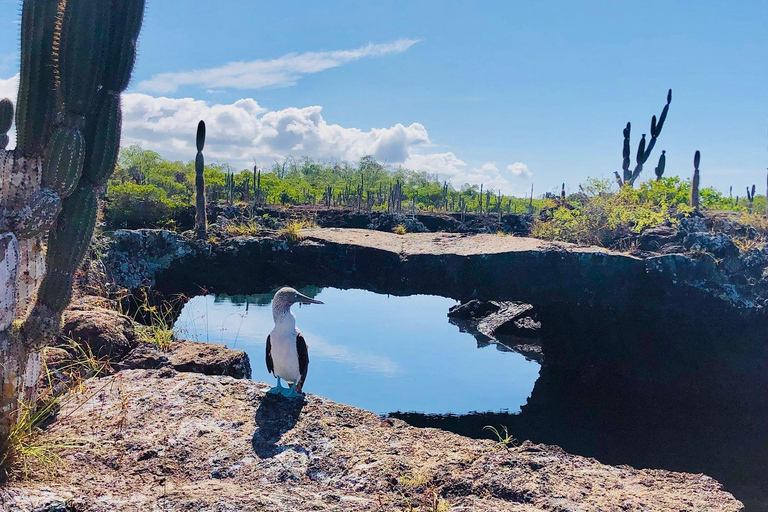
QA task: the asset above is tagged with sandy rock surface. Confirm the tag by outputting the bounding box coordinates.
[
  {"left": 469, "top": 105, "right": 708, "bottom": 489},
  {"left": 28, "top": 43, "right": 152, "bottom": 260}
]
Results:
[{"left": 1, "top": 369, "right": 742, "bottom": 511}]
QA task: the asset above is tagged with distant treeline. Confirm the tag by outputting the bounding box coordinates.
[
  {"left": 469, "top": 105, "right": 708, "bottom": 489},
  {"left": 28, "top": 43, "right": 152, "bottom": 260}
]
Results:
[{"left": 104, "top": 145, "right": 765, "bottom": 229}]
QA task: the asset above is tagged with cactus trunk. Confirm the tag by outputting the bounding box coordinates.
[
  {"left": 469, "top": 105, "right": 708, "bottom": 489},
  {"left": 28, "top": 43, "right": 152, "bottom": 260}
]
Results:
[
  {"left": 624, "top": 90, "right": 672, "bottom": 187},
  {"left": 0, "top": 0, "right": 145, "bottom": 472},
  {"left": 0, "top": 154, "right": 47, "bottom": 471},
  {"left": 194, "top": 121, "right": 207, "bottom": 239},
  {"left": 690, "top": 151, "right": 701, "bottom": 210}
]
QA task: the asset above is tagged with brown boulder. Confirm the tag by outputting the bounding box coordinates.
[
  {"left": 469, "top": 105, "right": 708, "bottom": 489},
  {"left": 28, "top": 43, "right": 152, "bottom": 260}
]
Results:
[
  {"left": 118, "top": 340, "right": 251, "bottom": 379},
  {"left": 116, "top": 344, "right": 170, "bottom": 371},
  {"left": 60, "top": 303, "right": 140, "bottom": 360},
  {"left": 168, "top": 340, "right": 251, "bottom": 379}
]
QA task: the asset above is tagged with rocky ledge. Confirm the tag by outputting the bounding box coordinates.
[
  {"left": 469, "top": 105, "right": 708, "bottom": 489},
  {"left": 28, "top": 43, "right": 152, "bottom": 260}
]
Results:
[
  {"left": 1, "top": 369, "right": 742, "bottom": 511},
  {"left": 101, "top": 227, "right": 767, "bottom": 404},
  {"left": 448, "top": 299, "right": 543, "bottom": 362},
  {"left": 104, "top": 226, "right": 767, "bottom": 317},
  {"left": 45, "top": 299, "right": 251, "bottom": 393}
]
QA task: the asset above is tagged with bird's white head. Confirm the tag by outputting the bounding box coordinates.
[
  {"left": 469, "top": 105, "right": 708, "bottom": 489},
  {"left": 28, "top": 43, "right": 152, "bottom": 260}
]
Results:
[{"left": 272, "top": 287, "right": 323, "bottom": 319}]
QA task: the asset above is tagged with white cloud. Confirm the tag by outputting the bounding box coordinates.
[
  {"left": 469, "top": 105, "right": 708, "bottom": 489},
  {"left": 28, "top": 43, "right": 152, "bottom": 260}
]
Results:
[
  {"left": 0, "top": 71, "right": 531, "bottom": 197},
  {"left": 121, "top": 92, "right": 430, "bottom": 169},
  {"left": 403, "top": 156, "right": 530, "bottom": 195},
  {"left": 138, "top": 39, "right": 420, "bottom": 94},
  {"left": 463, "top": 162, "right": 515, "bottom": 194},
  {"left": 404, "top": 151, "right": 468, "bottom": 180},
  {"left": 0, "top": 74, "right": 18, "bottom": 147},
  {"left": 507, "top": 162, "right": 532, "bottom": 179},
  {"left": 0, "top": 73, "right": 18, "bottom": 103},
  {"left": 305, "top": 333, "right": 400, "bottom": 375}
]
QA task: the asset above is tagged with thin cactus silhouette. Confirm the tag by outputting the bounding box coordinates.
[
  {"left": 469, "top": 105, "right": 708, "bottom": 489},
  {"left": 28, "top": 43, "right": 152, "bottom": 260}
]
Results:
[
  {"left": 194, "top": 121, "right": 207, "bottom": 239},
  {"left": 620, "top": 89, "right": 671, "bottom": 187},
  {"left": 690, "top": 151, "right": 701, "bottom": 209}
]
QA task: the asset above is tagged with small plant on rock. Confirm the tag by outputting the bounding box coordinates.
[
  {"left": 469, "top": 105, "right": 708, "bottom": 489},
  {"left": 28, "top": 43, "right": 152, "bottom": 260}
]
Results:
[
  {"left": 121, "top": 291, "right": 179, "bottom": 352},
  {"left": 0, "top": 397, "right": 67, "bottom": 481},
  {"left": 484, "top": 424, "right": 518, "bottom": 449},
  {"left": 223, "top": 219, "right": 260, "bottom": 237},
  {"left": 279, "top": 219, "right": 315, "bottom": 243},
  {"left": 394, "top": 224, "right": 407, "bottom": 235}
]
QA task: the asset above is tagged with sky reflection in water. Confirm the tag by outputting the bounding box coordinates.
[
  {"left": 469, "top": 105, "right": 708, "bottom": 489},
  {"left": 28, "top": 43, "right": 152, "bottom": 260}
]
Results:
[{"left": 173, "top": 287, "right": 540, "bottom": 415}]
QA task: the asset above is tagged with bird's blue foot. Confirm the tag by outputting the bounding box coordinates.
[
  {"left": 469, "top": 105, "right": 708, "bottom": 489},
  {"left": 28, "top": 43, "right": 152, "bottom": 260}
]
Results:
[
  {"left": 267, "top": 377, "right": 285, "bottom": 395},
  {"left": 281, "top": 382, "right": 304, "bottom": 398}
]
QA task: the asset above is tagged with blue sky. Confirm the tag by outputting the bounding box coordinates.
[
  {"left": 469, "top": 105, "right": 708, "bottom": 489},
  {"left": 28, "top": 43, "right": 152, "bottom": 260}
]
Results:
[{"left": 0, "top": 0, "right": 766, "bottom": 195}]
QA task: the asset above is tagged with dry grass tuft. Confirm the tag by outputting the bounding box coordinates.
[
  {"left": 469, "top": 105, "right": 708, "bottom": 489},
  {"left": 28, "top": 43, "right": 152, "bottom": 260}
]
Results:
[
  {"left": 279, "top": 219, "right": 316, "bottom": 243},
  {"left": 223, "top": 219, "right": 260, "bottom": 237}
]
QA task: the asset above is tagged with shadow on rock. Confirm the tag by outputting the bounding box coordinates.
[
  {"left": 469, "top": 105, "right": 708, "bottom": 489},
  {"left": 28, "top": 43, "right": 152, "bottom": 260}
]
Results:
[{"left": 252, "top": 393, "right": 306, "bottom": 459}]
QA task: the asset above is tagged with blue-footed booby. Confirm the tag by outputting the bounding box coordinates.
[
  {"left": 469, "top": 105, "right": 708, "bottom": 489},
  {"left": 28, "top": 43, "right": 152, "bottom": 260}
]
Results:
[{"left": 266, "top": 287, "right": 323, "bottom": 398}]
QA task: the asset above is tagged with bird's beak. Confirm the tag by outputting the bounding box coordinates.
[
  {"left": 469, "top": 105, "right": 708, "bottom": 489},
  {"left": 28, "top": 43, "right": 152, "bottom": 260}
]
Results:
[{"left": 296, "top": 292, "right": 323, "bottom": 305}]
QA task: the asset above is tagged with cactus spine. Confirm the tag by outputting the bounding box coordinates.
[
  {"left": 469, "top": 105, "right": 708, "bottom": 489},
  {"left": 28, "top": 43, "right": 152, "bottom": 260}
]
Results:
[
  {"left": 620, "top": 89, "right": 671, "bottom": 187},
  {"left": 690, "top": 150, "right": 700, "bottom": 209},
  {"left": 1, "top": 0, "right": 145, "bottom": 467},
  {"left": 15, "top": 0, "right": 59, "bottom": 156},
  {"left": 194, "top": 120, "right": 207, "bottom": 239}
]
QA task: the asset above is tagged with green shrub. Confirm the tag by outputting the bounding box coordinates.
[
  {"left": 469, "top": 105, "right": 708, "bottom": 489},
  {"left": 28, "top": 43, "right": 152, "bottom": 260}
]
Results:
[
  {"left": 533, "top": 178, "right": 695, "bottom": 246},
  {"left": 104, "top": 183, "right": 185, "bottom": 228}
]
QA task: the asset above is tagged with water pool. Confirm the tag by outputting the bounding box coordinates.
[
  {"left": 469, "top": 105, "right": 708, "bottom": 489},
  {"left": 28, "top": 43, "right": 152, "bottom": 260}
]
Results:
[{"left": 173, "top": 287, "right": 540, "bottom": 415}]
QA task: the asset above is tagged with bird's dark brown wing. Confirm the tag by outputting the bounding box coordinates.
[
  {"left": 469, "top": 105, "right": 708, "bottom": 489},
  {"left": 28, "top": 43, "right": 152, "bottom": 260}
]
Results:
[
  {"left": 296, "top": 333, "right": 309, "bottom": 393},
  {"left": 265, "top": 334, "right": 274, "bottom": 376}
]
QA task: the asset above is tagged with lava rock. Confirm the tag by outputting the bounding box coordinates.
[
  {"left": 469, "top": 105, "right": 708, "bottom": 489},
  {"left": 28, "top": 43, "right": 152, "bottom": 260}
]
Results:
[
  {"left": 2, "top": 370, "right": 741, "bottom": 511},
  {"left": 660, "top": 244, "right": 687, "bottom": 255},
  {"left": 477, "top": 302, "right": 539, "bottom": 339},
  {"left": 117, "top": 340, "right": 251, "bottom": 379},
  {"left": 60, "top": 303, "right": 140, "bottom": 359},
  {"left": 447, "top": 299, "right": 501, "bottom": 320},
  {"left": 116, "top": 344, "right": 171, "bottom": 371},
  {"left": 679, "top": 216, "right": 709, "bottom": 234},
  {"left": 42, "top": 347, "right": 73, "bottom": 370},
  {"left": 103, "top": 229, "right": 198, "bottom": 290},
  {"left": 637, "top": 225, "right": 683, "bottom": 252},
  {"left": 367, "top": 213, "right": 429, "bottom": 233},
  {"left": 684, "top": 232, "right": 739, "bottom": 259},
  {"left": 496, "top": 315, "right": 542, "bottom": 338},
  {"left": 168, "top": 340, "right": 251, "bottom": 379}
]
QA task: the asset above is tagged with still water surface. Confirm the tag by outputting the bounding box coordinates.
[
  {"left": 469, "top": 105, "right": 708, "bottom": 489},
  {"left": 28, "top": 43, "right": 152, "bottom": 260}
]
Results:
[
  {"left": 173, "top": 287, "right": 540, "bottom": 415},
  {"left": 173, "top": 287, "right": 768, "bottom": 508}
]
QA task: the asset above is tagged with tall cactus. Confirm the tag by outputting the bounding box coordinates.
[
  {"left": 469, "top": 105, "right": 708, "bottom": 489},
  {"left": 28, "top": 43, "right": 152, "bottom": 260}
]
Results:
[
  {"left": 654, "top": 151, "right": 666, "bottom": 181},
  {"left": 620, "top": 89, "right": 672, "bottom": 187},
  {"left": 225, "top": 169, "right": 235, "bottom": 204},
  {"left": 0, "top": 99, "right": 12, "bottom": 150},
  {"left": 690, "top": 150, "right": 701, "bottom": 209},
  {"left": 194, "top": 120, "right": 207, "bottom": 239},
  {"left": 254, "top": 165, "right": 262, "bottom": 206},
  {"left": 1, "top": 0, "right": 145, "bottom": 469},
  {"left": 746, "top": 184, "right": 756, "bottom": 214}
]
